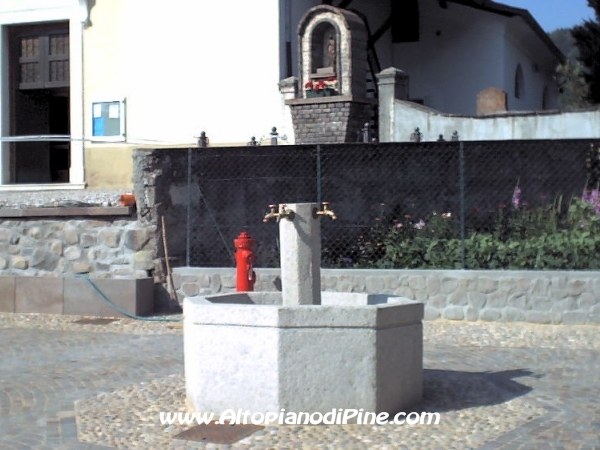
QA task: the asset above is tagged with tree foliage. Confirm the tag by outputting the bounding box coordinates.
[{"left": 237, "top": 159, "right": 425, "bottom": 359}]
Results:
[
  {"left": 571, "top": 0, "right": 600, "bottom": 104},
  {"left": 550, "top": 28, "right": 590, "bottom": 109},
  {"left": 549, "top": 28, "right": 579, "bottom": 64},
  {"left": 554, "top": 60, "right": 590, "bottom": 109}
]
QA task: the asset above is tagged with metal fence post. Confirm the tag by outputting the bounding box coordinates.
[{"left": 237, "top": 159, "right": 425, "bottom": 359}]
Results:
[
  {"left": 186, "top": 147, "right": 192, "bottom": 266},
  {"left": 316, "top": 144, "right": 322, "bottom": 205},
  {"left": 357, "top": 122, "right": 372, "bottom": 143},
  {"left": 410, "top": 127, "right": 422, "bottom": 142},
  {"left": 459, "top": 141, "right": 466, "bottom": 269},
  {"left": 270, "top": 127, "right": 278, "bottom": 146},
  {"left": 198, "top": 131, "right": 209, "bottom": 148}
]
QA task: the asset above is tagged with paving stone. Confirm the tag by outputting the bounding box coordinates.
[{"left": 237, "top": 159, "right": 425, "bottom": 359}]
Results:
[{"left": 0, "top": 313, "right": 599, "bottom": 449}]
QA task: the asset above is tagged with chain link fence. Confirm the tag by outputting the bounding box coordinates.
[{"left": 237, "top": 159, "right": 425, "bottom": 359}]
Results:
[{"left": 179, "top": 140, "right": 599, "bottom": 270}]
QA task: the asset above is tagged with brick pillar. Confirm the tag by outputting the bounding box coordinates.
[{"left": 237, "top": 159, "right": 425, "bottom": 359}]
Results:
[{"left": 287, "top": 97, "right": 374, "bottom": 144}]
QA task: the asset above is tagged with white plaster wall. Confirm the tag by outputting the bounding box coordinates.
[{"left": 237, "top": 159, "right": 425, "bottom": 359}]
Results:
[
  {"left": 85, "top": 0, "right": 282, "bottom": 145},
  {"left": 0, "top": 0, "right": 78, "bottom": 21},
  {"left": 284, "top": 0, "right": 319, "bottom": 79},
  {"left": 391, "top": 100, "right": 600, "bottom": 142},
  {"left": 391, "top": 1, "right": 505, "bottom": 114},
  {"left": 503, "top": 22, "right": 559, "bottom": 111},
  {"left": 389, "top": 0, "right": 559, "bottom": 116},
  {"left": 343, "top": 0, "right": 392, "bottom": 71}
]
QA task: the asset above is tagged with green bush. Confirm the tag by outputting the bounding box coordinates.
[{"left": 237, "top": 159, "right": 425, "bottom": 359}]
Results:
[{"left": 323, "top": 196, "right": 600, "bottom": 270}]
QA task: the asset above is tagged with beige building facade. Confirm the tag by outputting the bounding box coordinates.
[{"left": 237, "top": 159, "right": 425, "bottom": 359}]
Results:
[{"left": 0, "top": 0, "right": 283, "bottom": 190}]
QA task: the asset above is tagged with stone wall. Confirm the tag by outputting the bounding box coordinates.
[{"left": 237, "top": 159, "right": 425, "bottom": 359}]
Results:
[
  {"left": 173, "top": 267, "right": 600, "bottom": 325},
  {"left": 0, "top": 218, "right": 155, "bottom": 278},
  {"left": 0, "top": 190, "right": 158, "bottom": 279}
]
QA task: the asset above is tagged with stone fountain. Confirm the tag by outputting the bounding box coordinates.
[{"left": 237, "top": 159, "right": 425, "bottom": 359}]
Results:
[{"left": 184, "top": 203, "right": 423, "bottom": 417}]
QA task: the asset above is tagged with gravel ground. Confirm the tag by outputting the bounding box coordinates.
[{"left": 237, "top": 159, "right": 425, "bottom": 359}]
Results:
[
  {"left": 0, "top": 312, "right": 182, "bottom": 335},
  {"left": 3, "top": 313, "right": 598, "bottom": 449}
]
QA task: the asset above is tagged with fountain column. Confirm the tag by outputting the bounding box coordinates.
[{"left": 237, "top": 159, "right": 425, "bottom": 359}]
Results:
[{"left": 279, "top": 203, "right": 321, "bottom": 306}]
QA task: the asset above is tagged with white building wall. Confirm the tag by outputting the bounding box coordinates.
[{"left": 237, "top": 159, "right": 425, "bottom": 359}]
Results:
[
  {"left": 385, "top": 0, "right": 560, "bottom": 116},
  {"left": 391, "top": 1, "right": 507, "bottom": 115},
  {"left": 85, "top": 0, "right": 282, "bottom": 146},
  {"left": 503, "top": 24, "right": 559, "bottom": 111},
  {"left": 343, "top": 0, "right": 393, "bottom": 71},
  {"left": 284, "top": 0, "right": 319, "bottom": 80},
  {"left": 391, "top": 100, "right": 600, "bottom": 142}
]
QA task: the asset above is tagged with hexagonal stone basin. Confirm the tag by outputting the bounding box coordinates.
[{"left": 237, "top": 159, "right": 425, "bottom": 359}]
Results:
[{"left": 184, "top": 291, "right": 423, "bottom": 417}]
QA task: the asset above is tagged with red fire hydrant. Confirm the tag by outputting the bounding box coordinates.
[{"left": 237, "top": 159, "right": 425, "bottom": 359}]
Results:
[{"left": 234, "top": 231, "right": 256, "bottom": 291}]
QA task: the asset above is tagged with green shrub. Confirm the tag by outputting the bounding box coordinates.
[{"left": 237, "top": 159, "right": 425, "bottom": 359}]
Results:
[{"left": 326, "top": 196, "right": 600, "bottom": 270}]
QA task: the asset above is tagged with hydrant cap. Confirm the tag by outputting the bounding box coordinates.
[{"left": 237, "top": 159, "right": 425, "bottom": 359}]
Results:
[{"left": 234, "top": 231, "right": 255, "bottom": 249}]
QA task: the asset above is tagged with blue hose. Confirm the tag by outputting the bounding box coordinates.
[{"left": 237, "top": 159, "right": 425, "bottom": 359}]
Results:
[{"left": 75, "top": 274, "right": 183, "bottom": 322}]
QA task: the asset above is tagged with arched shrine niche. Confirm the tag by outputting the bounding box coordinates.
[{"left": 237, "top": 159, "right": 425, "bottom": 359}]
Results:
[
  {"left": 298, "top": 6, "right": 368, "bottom": 99},
  {"left": 310, "top": 21, "right": 339, "bottom": 83}
]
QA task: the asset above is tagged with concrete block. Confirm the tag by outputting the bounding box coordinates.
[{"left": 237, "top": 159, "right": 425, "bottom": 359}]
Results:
[
  {"left": 480, "top": 308, "right": 502, "bottom": 321},
  {"left": 526, "top": 310, "right": 552, "bottom": 324},
  {"left": 408, "top": 275, "right": 426, "bottom": 290},
  {"left": 0, "top": 276, "right": 15, "bottom": 312},
  {"left": 531, "top": 278, "right": 550, "bottom": 295},
  {"left": 428, "top": 294, "right": 446, "bottom": 309},
  {"left": 443, "top": 306, "right": 465, "bottom": 321},
  {"left": 426, "top": 276, "right": 440, "bottom": 295},
  {"left": 458, "top": 278, "right": 477, "bottom": 291},
  {"left": 561, "top": 311, "right": 589, "bottom": 325},
  {"left": 64, "top": 277, "right": 154, "bottom": 317},
  {"left": 440, "top": 277, "right": 458, "bottom": 294},
  {"left": 486, "top": 291, "right": 508, "bottom": 308},
  {"left": 181, "top": 282, "right": 199, "bottom": 297},
  {"left": 516, "top": 277, "right": 531, "bottom": 291},
  {"left": 502, "top": 307, "right": 525, "bottom": 322},
  {"left": 567, "top": 280, "right": 586, "bottom": 296},
  {"left": 468, "top": 292, "right": 487, "bottom": 309},
  {"left": 424, "top": 306, "right": 440, "bottom": 320},
  {"left": 448, "top": 292, "right": 468, "bottom": 306},
  {"left": 507, "top": 293, "right": 529, "bottom": 310},
  {"left": 577, "top": 292, "right": 597, "bottom": 310},
  {"left": 498, "top": 278, "right": 516, "bottom": 294},
  {"left": 477, "top": 277, "right": 499, "bottom": 294},
  {"left": 365, "top": 276, "right": 385, "bottom": 293},
  {"left": 15, "top": 276, "right": 63, "bottom": 314},
  {"left": 530, "top": 296, "right": 553, "bottom": 311},
  {"left": 465, "top": 306, "right": 479, "bottom": 321},
  {"left": 587, "top": 313, "right": 600, "bottom": 324}
]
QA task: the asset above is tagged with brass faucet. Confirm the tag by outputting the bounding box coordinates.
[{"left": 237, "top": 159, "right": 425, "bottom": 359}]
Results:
[
  {"left": 314, "top": 202, "right": 337, "bottom": 220},
  {"left": 263, "top": 204, "right": 295, "bottom": 222}
]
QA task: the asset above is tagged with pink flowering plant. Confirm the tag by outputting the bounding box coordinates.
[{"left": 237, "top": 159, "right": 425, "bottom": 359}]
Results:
[{"left": 323, "top": 183, "right": 600, "bottom": 270}]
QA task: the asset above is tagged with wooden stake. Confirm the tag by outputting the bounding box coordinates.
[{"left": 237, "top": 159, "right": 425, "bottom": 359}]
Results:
[{"left": 161, "top": 216, "right": 177, "bottom": 304}]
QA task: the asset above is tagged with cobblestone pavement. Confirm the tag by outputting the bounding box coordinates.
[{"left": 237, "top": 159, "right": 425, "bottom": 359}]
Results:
[{"left": 0, "top": 313, "right": 599, "bottom": 449}]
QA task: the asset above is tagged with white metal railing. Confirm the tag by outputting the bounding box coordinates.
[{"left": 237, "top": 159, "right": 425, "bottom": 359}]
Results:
[{"left": 0, "top": 135, "right": 72, "bottom": 142}]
